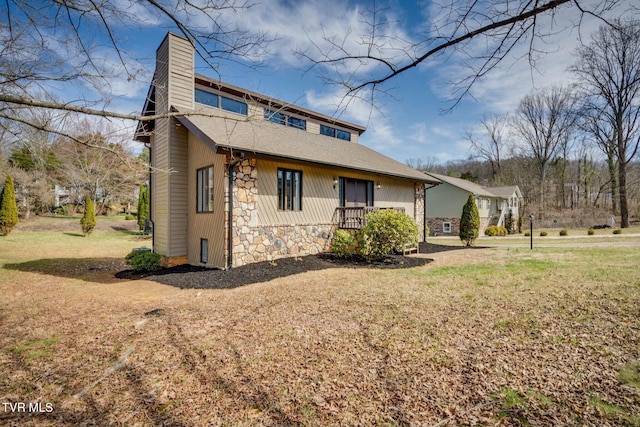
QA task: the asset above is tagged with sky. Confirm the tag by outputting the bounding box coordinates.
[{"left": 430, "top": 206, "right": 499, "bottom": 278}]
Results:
[{"left": 28, "top": 0, "right": 636, "bottom": 165}]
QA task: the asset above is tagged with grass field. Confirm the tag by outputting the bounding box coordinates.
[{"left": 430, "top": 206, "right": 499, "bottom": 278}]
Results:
[{"left": 1, "top": 217, "right": 640, "bottom": 426}]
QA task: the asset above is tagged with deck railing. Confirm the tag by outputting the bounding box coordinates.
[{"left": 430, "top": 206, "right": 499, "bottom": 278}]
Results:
[{"left": 334, "top": 206, "right": 406, "bottom": 229}]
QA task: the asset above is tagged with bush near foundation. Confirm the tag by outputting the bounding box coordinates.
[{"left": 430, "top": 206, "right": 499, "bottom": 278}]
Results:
[
  {"left": 331, "top": 230, "right": 357, "bottom": 258},
  {"left": 125, "top": 250, "right": 161, "bottom": 271},
  {"left": 361, "top": 209, "right": 418, "bottom": 258}
]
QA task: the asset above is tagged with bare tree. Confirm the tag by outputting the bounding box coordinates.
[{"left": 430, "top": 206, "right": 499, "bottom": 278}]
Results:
[
  {"left": 54, "top": 120, "right": 146, "bottom": 214},
  {"left": 578, "top": 105, "right": 619, "bottom": 216},
  {"left": 0, "top": 0, "right": 271, "bottom": 141},
  {"left": 571, "top": 19, "right": 640, "bottom": 228},
  {"left": 405, "top": 156, "right": 440, "bottom": 172},
  {"left": 298, "top": 1, "right": 627, "bottom": 111},
  {"left": 467, "top": 114, "right": 510, "bottom": 182},
  {"left": 512, "top": 85, "right": 579, "bottom": 217}
]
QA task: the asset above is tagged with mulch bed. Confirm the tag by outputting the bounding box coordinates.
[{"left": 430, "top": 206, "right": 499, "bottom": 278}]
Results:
[{"left": 116, "top": 251, "right": 435, "bottom": 289}]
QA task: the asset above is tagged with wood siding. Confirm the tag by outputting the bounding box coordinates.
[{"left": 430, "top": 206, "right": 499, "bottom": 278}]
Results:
[
  {"left": 167, "top": 35, "right": 194, "bottom": 110},
  {"left": 150, "top": 33, "right": 193, "bottom": 257},
  {"left": 257, "top": 158, "right": 416, "bottom": 226},
  {"left": 187, "top": 134, "right": 226, "bottom": 268}
]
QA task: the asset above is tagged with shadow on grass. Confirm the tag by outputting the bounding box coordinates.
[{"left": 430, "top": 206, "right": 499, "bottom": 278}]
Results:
[
  {"left": 419, "top": 241, "right": 489, "bottom": 253},
  {"left": 63, "top": 232, "right": 86, "bottom": 237},
  {"left": 3, "top": 257, "right": 128, "bottom": 284}
]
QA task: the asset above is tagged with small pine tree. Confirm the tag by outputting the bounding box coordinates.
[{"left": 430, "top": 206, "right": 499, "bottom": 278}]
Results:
[
  {"left": 80, "top": 196, "right": 97, "bottom": 236},
  {"left": 0, "top": 175, "right": 19, "bottom": 236},
  {"left": 137, "top": 184, "right": 150, "bottom": 231},
  {"left": 505, "top": 209, "right": 514, "bottom": 234},
  {"left": 459, "top": 194, "right": 480, "bottom": 246}
]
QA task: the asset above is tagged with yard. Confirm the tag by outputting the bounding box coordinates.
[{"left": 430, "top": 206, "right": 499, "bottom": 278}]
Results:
[{"left": 1, "top": 216, "right": 639, "bottom": 426}]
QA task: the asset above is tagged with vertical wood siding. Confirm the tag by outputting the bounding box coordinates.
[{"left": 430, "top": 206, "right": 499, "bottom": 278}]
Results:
[
  {"left": 257, "top": 159, "right": 416, "bottom": 226},
  {"left": 150, "top": 33, "right": 193, "bottom": 258},
  {"left": 187, "top": 134, "right": 226, "bottom": 268}
]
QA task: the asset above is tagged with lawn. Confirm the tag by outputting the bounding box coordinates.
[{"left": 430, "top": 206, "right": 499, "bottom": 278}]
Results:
[{"left": 1, "top": 217, "right": 639, "bottom": 426}]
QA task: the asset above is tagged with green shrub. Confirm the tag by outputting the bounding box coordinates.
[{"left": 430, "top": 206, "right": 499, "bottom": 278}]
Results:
[
  {"left": 137, "top": 184, "right": 150, "bottom": 231},
  {"left": 459, "top": 194, "right": 480, "bottom": 246},
  {"left": 125, "top": 249, "right": 161, "bottom": 271},
  {"left": 485, "top": 225, "right": 508, "bottom": 236},
  {"left": 0, "top": 175, "right": 19, "bottom": 236},
  {"left": 361, "top": 209, "right": 418, "bottom": 258},
  {"left": 559, "top": 229, "right": 568, "bottom": 236},
  {"left": 331, "top": 229, "right": 356, "bottom": 258},
  {"left": 125, "top": 214, "right": 136, "bottom": 220},
  {"left": 80, "top": 196, "right": 96, "bottom": 236},
  {"left": 505, "top": 209, "right": 515, "bottom": 234},
  {"left": 613, "top": 228, "right": 622, "bottom": 235},
  {"left": 540, "top": 231, "right": 548, "bottom": 237},
  {"left": 524, "top": 232, "right": 531, "bottom": 237},
  {"left": 485, "top": 225, "right": 498, "bottom": 236},
  {"left": 588, "top": 228, "right": 595, "bottom": 235}
]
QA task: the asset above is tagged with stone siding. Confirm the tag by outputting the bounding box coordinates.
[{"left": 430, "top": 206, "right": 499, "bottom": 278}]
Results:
[
  {"left": 230, "top": 159, "right": 334, "bottom": 267},
  {"left": 427, "top": 217, "right": 461, "bottom": 237}
]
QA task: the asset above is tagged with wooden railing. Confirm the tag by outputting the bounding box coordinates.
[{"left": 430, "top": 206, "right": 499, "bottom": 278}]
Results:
[{"left": 334, "top": 206, "right": 406, "bottom": 229}]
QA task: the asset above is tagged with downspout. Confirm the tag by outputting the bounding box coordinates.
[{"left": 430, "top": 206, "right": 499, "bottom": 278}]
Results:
[
  {"left": 145, "top": 142, "right": 154, "bottom": 251},
  {"left": 423, "top": 182, "right": 439, "bottom": 242},
  {"left": 227, "top": 152, "right": 245, "bottom": 269}
]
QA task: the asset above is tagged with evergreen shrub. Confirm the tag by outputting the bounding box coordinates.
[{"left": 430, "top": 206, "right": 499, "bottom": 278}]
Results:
[
  {"left": 0, "top": 175, "right": 19, "bottom": 236},
  {"left": 125, "top": 250, "right": 161, "bottom": 271}
]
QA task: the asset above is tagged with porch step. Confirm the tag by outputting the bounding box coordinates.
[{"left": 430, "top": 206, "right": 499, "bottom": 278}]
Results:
[{"left": 403, "top": 243, "right": 418, "bottom": 255}]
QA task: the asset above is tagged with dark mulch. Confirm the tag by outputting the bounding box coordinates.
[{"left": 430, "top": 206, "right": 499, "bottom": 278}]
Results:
[
  {"left": 115, "top": 242, "right": 476, "bottom": 290},
  {"left": 115, "top": 251, "right": 440, "bottom": 290}
]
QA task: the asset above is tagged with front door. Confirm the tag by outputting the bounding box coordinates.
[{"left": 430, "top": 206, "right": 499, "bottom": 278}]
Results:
[{"left": 340, "top": 178, "right": 373, "bottom": 207}]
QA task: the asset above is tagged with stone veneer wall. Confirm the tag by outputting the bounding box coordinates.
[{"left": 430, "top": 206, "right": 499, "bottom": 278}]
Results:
[
  {"left": 414, "top": 183, "right": 425, "bottom": 242},
  {"left": 427, "top": 217, "right": 461, "bottom": 237},
  {"left": 230, "top": 159, "right": 334, "bottom": 267}
]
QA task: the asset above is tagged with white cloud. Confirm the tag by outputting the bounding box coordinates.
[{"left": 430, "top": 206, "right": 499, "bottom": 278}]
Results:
[
  {"left": 305, "top": 87, "right": 402, "bottom": 152},
  {"left": 424, "top": 1, "right": 628, "bottom": 114},
  {"left": 222, "top": 0, "right": 418, "bottom": 77}
]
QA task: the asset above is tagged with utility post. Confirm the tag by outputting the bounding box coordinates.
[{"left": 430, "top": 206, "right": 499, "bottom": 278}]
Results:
[{"left": 529, "top": 214, "right": 534, "bottom": 250}]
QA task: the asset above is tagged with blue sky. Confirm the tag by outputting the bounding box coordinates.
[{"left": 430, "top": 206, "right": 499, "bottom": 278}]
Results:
[{"left": 72, "top": 0, "right": 634, "bottom": 164}]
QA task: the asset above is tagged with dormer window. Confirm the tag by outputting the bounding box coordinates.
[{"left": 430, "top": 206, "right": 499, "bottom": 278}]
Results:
[
  {"left": 264, "top": 109, "right": 306, "bottom": 130},
  {"left": 195, "top": 88, "right": 247, "bottom": 115},
  {"left": 320, "top": 124, "right": 351, "bottom": 141}
]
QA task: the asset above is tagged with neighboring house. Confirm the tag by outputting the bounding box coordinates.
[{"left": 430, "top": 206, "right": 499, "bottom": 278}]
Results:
[
  {"left": 134, "top": 33, "right": 438, "bottom": 269},
  {"left": 424, "top": 172, "right": 522, "bottom": 236}
]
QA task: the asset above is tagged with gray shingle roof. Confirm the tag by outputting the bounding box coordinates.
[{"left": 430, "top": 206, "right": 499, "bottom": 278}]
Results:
[
  {"left": 176, "top": 105, "right": 439, "bottom": 183},
  {"left": 424, "top": 172, "right": 494, "bottom": 196}
]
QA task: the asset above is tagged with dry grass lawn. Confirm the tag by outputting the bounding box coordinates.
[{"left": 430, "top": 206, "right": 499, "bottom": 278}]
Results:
[{"left": 1, "top": 217, "right": 640, "bottom": 426}]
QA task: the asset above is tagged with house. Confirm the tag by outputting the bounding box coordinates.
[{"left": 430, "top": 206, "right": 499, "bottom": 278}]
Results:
[
  {"left": 134, "top": 33, "right": 439, "bottom": 269},
  {"left": 423, "top": 172, "right": 522, "bottom": 236}
]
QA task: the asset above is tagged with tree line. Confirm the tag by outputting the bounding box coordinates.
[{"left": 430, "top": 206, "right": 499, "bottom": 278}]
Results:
[
  {"left": 410, "top": 19, "right": 640, "bottom": 229},
  {"left": 0, "top": 115, "right": 147, "bottom": 219}
]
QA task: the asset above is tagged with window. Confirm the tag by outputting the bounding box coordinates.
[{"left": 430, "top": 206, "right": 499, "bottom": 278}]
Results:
[
  {"left": 443, "top": 222, "right": 452, "bottom": 233},
  {"left": 196, "top": 166, "right": 214, "bottom": 213},
  {"left": 264, "top": 109, "right": 306, "bottom": 130},
  {"left": 195, "top": 89, "right": 219, "bottom": 107},
  {"left": 277, "top": 168, "right": 302, "bottom": 211},
  {"left": 195, "top": 89, "right": 247, "bottom": 115},
  {"left": 320, "top": 124, "right": 351, "bottom": 141},
  {"left": 487, "top": 199, "right": 491, "bottom": 211},
  {"left": 200, "top": 238, "right": 208, "bottom": 263},
  {"left": 220, "top": 95, "right": 248, "bottom": 115}
]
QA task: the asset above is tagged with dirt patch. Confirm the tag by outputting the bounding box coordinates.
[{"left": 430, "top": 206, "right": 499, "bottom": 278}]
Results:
[{"left": 116, "top": 252, "right": 432, "bottom": 289}]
